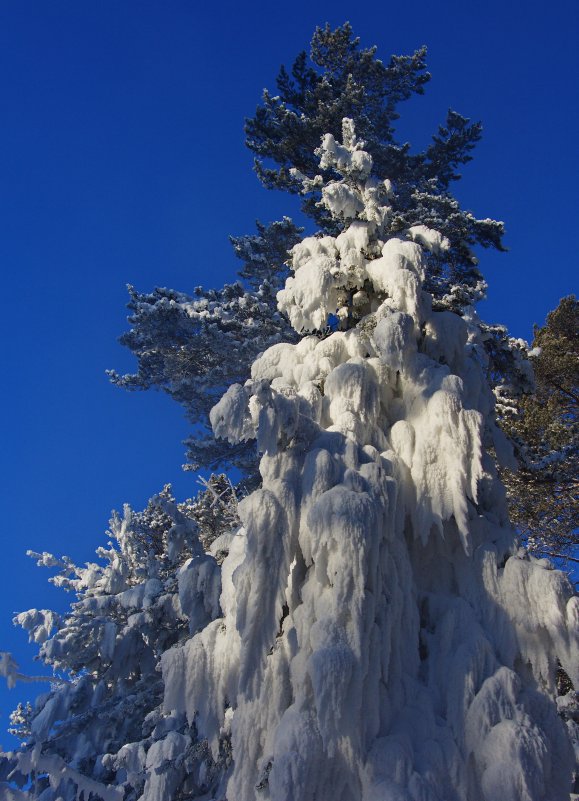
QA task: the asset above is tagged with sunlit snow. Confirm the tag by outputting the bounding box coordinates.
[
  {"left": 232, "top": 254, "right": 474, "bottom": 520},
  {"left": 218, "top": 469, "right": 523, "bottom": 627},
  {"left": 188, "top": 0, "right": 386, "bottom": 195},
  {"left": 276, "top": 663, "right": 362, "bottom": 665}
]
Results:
[{"left": 165, "top": 122, "right": 579, "bottom": 800}]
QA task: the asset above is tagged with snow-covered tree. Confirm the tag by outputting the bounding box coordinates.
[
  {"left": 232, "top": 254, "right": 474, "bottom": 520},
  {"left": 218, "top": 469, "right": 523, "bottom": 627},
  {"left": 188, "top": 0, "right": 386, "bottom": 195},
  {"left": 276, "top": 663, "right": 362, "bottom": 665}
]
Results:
[
  {"left": 246, "top": 22, "right": 505, "bottom": 309},
  {"left": 3, "top": 26, "right": 578, "bottom": 801},
  {"left": 500, "top": 295, "right": 578, "bottom": 564},
  {"left": 0, "top": 487, "right": 237, "bottom": 801},
  {"left": 112, "top": 25, "right": 525, "bottom": 479},
  {"left": 158, "top": 120, "right": 579, "bottom": 800}
]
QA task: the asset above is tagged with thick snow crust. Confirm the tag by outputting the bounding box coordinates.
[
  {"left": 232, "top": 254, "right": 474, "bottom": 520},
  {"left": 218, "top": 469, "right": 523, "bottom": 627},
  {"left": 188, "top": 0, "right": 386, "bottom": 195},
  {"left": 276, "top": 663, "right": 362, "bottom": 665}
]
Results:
[{"left": 164, "top": 123, "right": 579, "bottom": 801}]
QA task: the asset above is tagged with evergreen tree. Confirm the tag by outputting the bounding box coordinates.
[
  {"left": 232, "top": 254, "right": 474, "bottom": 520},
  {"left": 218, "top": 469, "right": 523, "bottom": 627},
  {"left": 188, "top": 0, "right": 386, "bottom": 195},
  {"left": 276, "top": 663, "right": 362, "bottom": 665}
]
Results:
[
  {"left": 245, "top": 22, "right": 505, "bottom": 308},
  {"left": 0, "top": 487, "right": 237, "bottom": 801},
  {"left": 111, "top": 25, "right": 523, "bottom": 480},
  {"left": 163, "top": 119, "right": 578, "bottom": 801},
  {"left": 500, "top": 296, "right": 578, "bottom": 563}
]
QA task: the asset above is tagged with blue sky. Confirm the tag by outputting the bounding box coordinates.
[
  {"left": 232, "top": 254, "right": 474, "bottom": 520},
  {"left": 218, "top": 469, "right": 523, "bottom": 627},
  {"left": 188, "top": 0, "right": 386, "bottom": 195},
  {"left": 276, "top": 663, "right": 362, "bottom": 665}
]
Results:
[{"left": 0, "top": 1, "right": 577, "bottom": 747}]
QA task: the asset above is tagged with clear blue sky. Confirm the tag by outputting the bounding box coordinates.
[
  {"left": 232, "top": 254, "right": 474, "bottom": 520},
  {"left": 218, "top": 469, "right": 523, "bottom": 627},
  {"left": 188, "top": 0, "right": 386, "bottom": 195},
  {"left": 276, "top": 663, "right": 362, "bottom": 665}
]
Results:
[{"left": 0, "top": 1, "right": 577, "bottom": 747}]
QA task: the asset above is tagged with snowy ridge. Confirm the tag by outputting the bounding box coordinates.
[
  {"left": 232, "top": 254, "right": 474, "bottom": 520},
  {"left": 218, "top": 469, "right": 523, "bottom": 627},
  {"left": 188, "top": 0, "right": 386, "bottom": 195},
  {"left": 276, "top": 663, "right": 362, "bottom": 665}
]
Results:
[{"left": 162, "top": 122, "right": 579, "bottom": 800}]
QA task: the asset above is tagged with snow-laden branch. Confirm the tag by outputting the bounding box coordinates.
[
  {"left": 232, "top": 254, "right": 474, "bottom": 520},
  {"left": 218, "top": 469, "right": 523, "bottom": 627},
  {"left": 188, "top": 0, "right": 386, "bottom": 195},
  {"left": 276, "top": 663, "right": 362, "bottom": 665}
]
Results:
[{"left": 0, "top": 653, "right": 69, "bottom": 690}]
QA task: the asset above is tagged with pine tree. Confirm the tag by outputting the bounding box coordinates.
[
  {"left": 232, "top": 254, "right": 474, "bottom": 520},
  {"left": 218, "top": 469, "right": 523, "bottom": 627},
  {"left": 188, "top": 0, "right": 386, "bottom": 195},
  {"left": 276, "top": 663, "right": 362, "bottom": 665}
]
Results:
[
  {"left": 500, "top": 296, "right": 578, "bottom": 564},
  {"left": 112, "top": 26, "right": 516, "bottom": 476},
  {"left": 161, "top": 119, "right": 578, "bottom": 801},
  {"left": 0, "top": 487, "right": 236, "bottom": 801},
  {"left": 246, "top": 22, "right": 505, "bottom": 308}
]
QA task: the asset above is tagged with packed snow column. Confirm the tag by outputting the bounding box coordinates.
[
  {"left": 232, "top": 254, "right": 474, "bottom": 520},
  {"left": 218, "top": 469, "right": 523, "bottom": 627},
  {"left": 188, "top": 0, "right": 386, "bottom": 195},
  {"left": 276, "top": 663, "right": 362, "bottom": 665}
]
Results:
[{"left": 163, "top": 120, "right": 578, "bottom": 801}]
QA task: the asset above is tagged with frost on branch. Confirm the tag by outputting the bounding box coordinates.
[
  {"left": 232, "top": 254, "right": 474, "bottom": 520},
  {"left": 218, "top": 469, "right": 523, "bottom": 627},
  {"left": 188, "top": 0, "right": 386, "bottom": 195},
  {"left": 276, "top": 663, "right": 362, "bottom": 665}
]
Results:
[
  {"left": 110, "top": 218, "right": 302, "bottom": 475},
  {"left": 161, "top": 122, "right": 579, "bottom": 801}
]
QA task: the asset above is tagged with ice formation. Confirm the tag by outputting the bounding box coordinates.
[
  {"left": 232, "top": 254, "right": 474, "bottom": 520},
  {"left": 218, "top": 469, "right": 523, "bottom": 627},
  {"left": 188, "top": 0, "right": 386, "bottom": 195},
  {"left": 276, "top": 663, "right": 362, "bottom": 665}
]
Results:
[{"left": 161, "top": 121, "right": 579, "bottom": 800}]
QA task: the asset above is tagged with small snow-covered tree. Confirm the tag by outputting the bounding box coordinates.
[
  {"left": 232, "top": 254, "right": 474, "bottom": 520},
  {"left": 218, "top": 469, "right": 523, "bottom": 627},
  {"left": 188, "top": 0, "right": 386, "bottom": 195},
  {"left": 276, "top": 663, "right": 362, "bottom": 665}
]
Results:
[
  {"left": 0, "top": 487, "right": 236, "bottom": 801},
  {"left": 159, "top": 120, "right": 578, "bottom": 800}
]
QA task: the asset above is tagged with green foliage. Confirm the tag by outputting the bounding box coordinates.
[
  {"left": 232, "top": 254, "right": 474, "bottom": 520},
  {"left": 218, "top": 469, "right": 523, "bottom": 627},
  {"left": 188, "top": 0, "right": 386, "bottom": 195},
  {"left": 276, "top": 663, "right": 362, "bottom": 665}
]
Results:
[{"left": 501, "top": 296, "right": 578, "bottom": 561}]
